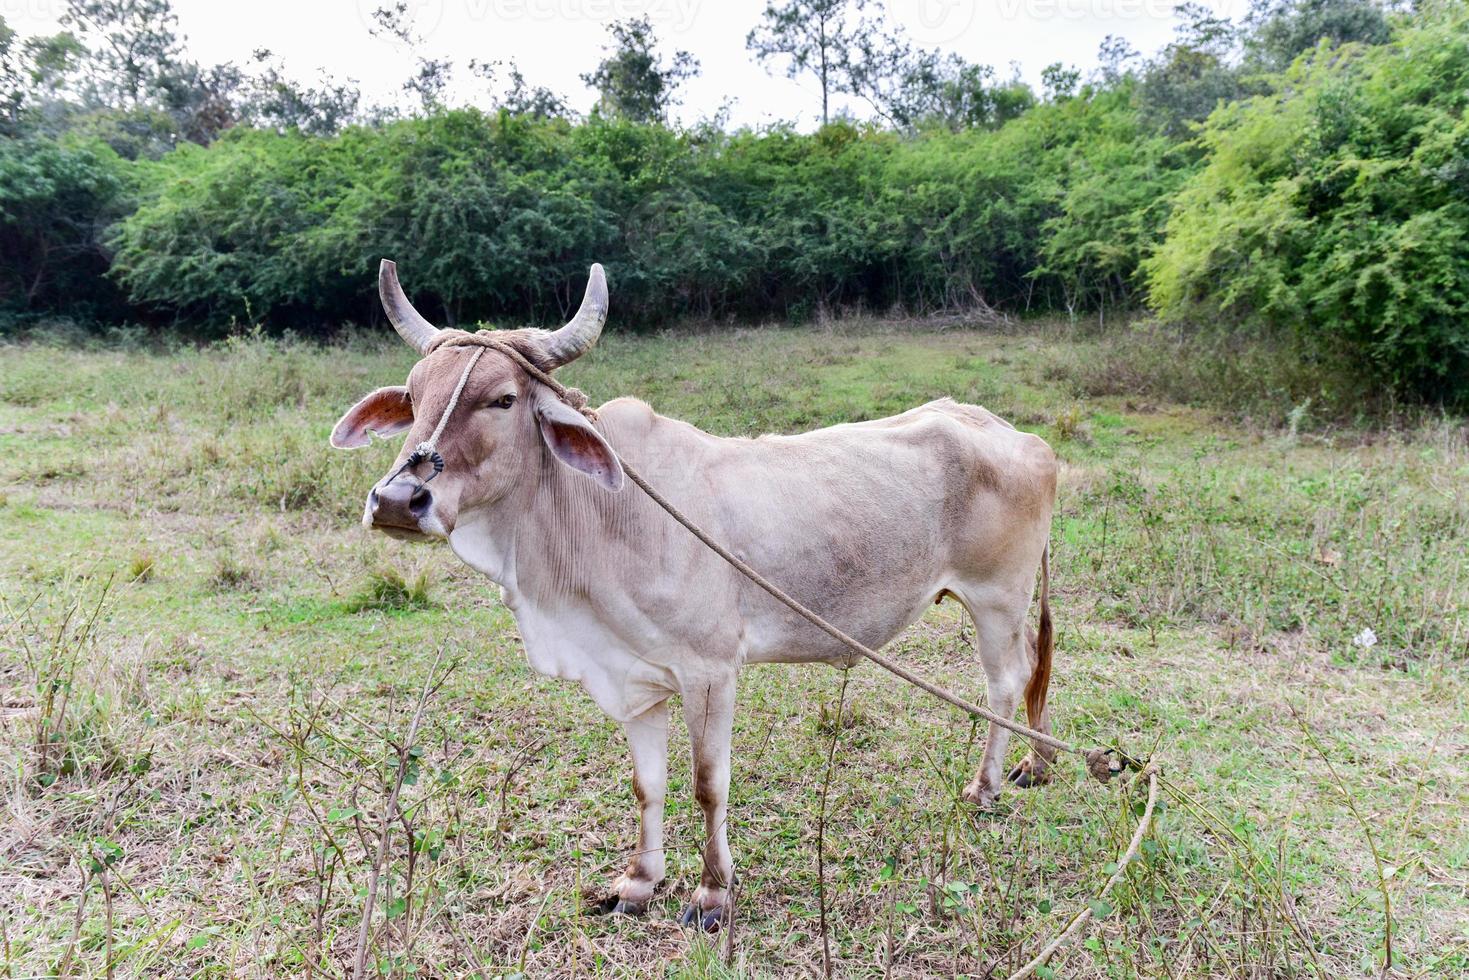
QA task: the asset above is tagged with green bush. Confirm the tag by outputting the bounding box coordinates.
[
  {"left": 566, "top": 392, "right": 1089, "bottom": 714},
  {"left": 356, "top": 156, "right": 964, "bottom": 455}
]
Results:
[
  {"left": 0, "top": 134, "right": 134, "bottom": 322},
  {"left": 13, "top": 3, "right": 1467, "bottom": 407},
  {"left": 1144, "top": 10, "right": 1469, "bottom": 404},
  {"left": 109, "top": 95, "right": 1186, "bottom": 328}
]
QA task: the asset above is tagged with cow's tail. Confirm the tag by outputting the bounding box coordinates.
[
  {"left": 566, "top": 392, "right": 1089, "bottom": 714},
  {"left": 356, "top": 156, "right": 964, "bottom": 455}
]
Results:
[{"left": 1024, "top": 543, "right": 1054, "bottom": 757}]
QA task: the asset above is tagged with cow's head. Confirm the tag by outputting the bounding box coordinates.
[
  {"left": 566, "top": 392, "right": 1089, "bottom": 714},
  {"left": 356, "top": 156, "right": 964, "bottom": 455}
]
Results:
[{"left": 330, "top": 260, "right": 622, "bottom": 541}]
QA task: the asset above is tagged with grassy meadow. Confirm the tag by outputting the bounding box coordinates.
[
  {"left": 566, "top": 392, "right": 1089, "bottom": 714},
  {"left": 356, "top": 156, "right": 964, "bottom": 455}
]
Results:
[{"left": 1, "top": 322, "right": 1466, "bottom": 978}]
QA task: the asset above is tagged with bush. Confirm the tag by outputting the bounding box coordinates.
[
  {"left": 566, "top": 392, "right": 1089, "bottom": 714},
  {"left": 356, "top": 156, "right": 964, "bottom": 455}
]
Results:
[
  {"left": 0, "top": 134, "right": 134, "bottom": 322},
  {"left": 1144, "top": 10, "right": 1469, "bottom": 404}
]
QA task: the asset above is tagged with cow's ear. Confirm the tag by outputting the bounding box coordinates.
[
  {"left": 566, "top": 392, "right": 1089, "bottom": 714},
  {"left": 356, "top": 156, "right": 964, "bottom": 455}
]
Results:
[
  {"left": 330, "top": 386, "right": 414, "bottom": 449},
  {"left": 534, "top": 394, "right": 624, "bottom": 491}
]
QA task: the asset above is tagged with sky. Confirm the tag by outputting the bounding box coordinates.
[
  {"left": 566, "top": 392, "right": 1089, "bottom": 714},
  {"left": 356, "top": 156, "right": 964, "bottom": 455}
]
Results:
[{"left": 3, "top": 0, "right": 1247, "bottom": 129}]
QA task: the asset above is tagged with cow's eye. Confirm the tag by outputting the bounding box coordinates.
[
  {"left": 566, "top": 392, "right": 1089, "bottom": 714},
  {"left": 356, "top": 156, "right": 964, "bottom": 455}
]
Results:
[{"left": 494, "top": 393, "right": 517, "bottom": 409}]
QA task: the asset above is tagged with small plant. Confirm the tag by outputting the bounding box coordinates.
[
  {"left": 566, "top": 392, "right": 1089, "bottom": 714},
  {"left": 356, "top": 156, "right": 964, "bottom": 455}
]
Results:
[
  {"left": 1052, "top": 404, "right": 1092, "bottom": 444},
  {"left": 815, "top": 698, "right": 868, "bottom": 735},
  {"left": 209, "top": 553, "right": 258, "bottom": 591},
  {"left": 2, "top": 581, "right": 111, "bottom": 788},
  {"left": 345, "top": 565, "right": 434, "bottom": 613},
  {"left": 128, "top": 554, "right": 156, "bottom": 582}
]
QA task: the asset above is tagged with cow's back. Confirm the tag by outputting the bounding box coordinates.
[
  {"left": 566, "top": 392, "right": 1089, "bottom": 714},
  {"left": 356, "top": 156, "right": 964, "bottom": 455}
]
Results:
[{"left": 668, "top": 397, "right": 1056, "bottom": 664}]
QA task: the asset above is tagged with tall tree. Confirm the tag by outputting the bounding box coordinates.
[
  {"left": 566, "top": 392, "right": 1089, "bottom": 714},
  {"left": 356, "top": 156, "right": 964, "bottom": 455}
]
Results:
[
  {"left": 369, "top": 2, "right": 453, "bottom": 113},
  {"left": 873, "top": 53, "right": 1034, "bottom": 132},
  {"left": 0, "top": 17, "right": 23, "bottom": 133},
  {"left": 473, "top": 59, "right": 569, "bottom": 119},
  {"left": 61, "top": 0, "right": 184, "bottom": 108},
  {"left": 236, "top": 49, "right": 361, "bottom": 135},
  {"left": 1245, "top": 0, "right": 1390, "bottom": 68},
  {"left": 1095, "top": 34, "right": 1140, "bottom": 85},
  {"left": 1138, "top": 2, "right": 1245, "bottom": 137},
  {"left": 581, "top": 17, "right": 698, "bottom": 123},
  {"left": 747, "top": 0, "right": 873, "bottom": 126},
  {"left": 1041, "top": 62, "right": 1082, "bottom": 101}
]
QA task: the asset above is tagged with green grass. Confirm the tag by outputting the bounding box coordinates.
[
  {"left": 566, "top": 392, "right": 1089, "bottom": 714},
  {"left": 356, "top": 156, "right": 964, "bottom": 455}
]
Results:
[{"left": 1, "top": 323, "right": 1466, "bottom": 978}]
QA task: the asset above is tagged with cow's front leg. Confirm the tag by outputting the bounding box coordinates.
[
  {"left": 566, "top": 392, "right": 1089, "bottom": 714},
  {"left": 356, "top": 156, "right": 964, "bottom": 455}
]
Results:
[
  {"left": 598, "top": 699, "right": 669, "bottom": 915},
  {"left": 678, "top": 679, "right": 736, "bottom": 932}
]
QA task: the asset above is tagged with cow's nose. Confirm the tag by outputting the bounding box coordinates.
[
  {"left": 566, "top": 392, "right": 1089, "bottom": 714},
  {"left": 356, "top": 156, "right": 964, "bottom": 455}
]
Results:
[{"left": 369, "top": 478, "right": 432, "bottom": 529}]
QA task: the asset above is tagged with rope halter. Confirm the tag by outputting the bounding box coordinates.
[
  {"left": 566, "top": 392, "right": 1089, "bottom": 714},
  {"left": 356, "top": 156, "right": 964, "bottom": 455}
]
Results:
[
  {"left": 384, "top": 332, "right": 596, "bottom": 488},
  {"left": 386, "top": 345, "right": 486, "bottom": 487}
]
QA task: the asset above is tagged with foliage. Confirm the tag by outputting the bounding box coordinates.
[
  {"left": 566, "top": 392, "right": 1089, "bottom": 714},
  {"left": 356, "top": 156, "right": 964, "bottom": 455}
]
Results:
[
  {"left": 0, "top": 132, "right": 133, "bottom": 317},
  {"left": 581, "top": 16, "right": 699, "bottom": 124},
  {"left": 1137, "top": 0, "right": 1249, "bottom": 137},
  {"left": 746, "top": 0, "right": 880, "bottom": 126},
  {"left": 1246, "top": 0, "right": 1391, "bottom": 69},
  {"left": 3, "top": 0, "right": 1467, "bottom": 404},
  {"left": 1144, "top": 8, "right": 1469, "bottom": 402}
]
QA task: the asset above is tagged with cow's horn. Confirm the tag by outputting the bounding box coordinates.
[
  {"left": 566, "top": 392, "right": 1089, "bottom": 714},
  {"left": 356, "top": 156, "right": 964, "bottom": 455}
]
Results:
[
  {"left": 378, "top": 259, "right": 440, "bottom": 355},
  {"left": 541, "top": 264, "right": 608, "bottom": 367}
]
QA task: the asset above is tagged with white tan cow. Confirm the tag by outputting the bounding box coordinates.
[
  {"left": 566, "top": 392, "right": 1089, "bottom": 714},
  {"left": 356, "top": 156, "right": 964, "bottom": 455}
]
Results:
[{"left": 330, "top": 261, "right": 1058, "bottom": 929}]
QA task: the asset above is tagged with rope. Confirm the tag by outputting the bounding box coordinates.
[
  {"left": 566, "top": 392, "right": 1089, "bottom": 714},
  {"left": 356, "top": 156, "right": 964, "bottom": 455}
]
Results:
[
  {"left": 425, "top": 346, "right": 486, "bottom": 452},
  {"left": 427, "top": 330, "right": 1159, "bottom": 966},
  {"left": 435, "top": 331, "right": 1118, "bottom": 768}
]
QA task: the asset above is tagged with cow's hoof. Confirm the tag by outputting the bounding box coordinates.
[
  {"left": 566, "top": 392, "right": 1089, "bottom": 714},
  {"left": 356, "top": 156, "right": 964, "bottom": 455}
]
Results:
[
  {"left": 678, "top": 903, "right": 728, "bottom": 932},
  {"left": 1007, "top": 757, "right": 1052, "bottom": 789},
  {"left": 590, "top": 894, "right": 646, "bottom": 917},
  {"left": 960, "top": 779, "right": 999, "bottom": 809}
]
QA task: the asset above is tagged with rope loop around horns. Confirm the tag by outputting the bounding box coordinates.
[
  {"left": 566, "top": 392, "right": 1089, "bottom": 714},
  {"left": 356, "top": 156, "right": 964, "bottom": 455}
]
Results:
[{"left": 433, "top": 330, "right": 597, "bottom": 419}]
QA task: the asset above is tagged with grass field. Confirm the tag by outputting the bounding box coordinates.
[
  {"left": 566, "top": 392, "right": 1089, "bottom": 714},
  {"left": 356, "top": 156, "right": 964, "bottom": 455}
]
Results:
[{"left": 2, "top": 322, "right": 1466, "bottom": 978}]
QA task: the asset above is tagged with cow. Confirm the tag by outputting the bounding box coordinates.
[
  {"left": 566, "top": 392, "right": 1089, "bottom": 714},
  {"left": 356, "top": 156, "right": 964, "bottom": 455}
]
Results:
[{"left": 330, "top": 260, "right": 1059, "bottom": 930}]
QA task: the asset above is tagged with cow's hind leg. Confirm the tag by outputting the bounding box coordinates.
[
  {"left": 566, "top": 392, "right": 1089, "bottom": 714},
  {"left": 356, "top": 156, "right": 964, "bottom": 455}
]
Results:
[
  {"left": 1006, "top": 627, "right": 1056, "bottom": 789},
  {"left": 958, "top": 598, "right": 1032, "bottom": 809},
  {"left": 678, "top": 679, "right": 737, "bottom": 932},
  {"left": 597, "top": 699, "right": 669, "bottom": 915}
]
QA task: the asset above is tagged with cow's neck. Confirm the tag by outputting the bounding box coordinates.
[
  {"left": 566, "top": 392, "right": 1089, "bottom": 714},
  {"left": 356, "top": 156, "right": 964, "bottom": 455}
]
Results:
[{"left": 448, "top": 420, "right": 666, "bottom": 609}]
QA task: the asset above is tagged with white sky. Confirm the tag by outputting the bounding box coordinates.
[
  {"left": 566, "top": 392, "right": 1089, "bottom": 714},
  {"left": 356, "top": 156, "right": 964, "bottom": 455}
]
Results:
[{"left": 3, "top": 0, "right": 1245, "bottom": 129}]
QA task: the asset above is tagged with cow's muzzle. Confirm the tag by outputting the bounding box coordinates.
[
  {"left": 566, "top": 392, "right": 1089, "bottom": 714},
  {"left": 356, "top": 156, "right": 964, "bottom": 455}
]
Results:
[{"left": 367, "top": 476, "right": 434, "bottom": 535}]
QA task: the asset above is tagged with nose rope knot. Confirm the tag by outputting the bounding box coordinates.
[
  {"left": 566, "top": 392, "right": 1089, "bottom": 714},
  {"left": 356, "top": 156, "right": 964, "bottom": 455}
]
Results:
[{"left": 389, "top": 345, "right": 487, "bottom": 486}]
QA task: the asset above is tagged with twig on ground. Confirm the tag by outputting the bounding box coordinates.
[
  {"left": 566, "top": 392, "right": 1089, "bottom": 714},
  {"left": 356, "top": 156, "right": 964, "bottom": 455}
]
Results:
[
  {"left": 350, "top": 648, "right": 452, "bottom": 980},
  {"left": 1006, "top": 765, "right": 1160, "bottom": 980},
  {"left": 816, "top": 668, "right": 852, "bottom": 979}
]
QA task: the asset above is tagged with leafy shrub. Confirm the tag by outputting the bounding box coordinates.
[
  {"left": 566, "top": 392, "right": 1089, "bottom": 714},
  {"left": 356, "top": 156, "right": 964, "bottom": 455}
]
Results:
[
  {"left": 1144, "top": 10, "right": 1469, "bottom": 404},
  {"left": 0, "top": 134, "right": 134, "bottom": 322}
]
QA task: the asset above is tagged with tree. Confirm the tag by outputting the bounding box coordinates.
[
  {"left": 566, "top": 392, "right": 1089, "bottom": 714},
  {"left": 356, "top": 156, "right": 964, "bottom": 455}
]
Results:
[
  {"left": 1139, "top": 2, "right": 1246, "bottom": 137},
  {"left": 1246, "top": 0, "right": 1390, "bottom": 69},
  {"left": 1144, "top": 7, "right": 1469, "bottom": 402},
  {"left": 747, "top": 0, "right": 872, "bottom": 126},
  {"left": 876, "top": 53, "right": 1034, "bottom": 132},
  {"left": 1096, "top": 34, "right": 1140, "bottom": 85},
  {"left": 0, "top": 134, "right": 132, "bottom": 317},
  {"left": 43, "top": 0, "right": 245, "bottom": 153},
  {"left": 1041, "top": 62, "right": 1081, "bottom": 101},
  {"left": 61, "top": 0, "right": 185, "bottom": 108},
  {"left": 581, "top": 16, "right": 698, "bottom": 123},
  {"left": 369, "top": 2, "right": 453, "bottom": 113},
  {"left": 1, "top": 17, "right": 24, "bottom": 133},
  {"left": 482, "top": 60, "right": 569, "bottom": 119},
  {"left": 236, "top": 49, "right": 360, "bottom": 135}
]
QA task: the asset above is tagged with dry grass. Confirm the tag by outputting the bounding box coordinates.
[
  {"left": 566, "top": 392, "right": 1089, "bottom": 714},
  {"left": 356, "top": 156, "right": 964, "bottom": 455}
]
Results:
[{"left": 1, "top": 324, "right": 1466, "bottom": 977}]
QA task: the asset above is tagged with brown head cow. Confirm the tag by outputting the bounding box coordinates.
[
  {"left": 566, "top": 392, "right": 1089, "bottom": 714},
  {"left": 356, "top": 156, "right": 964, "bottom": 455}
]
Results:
[{"left": 331, "top": 261, "right": 1059, "bottom": 929}]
